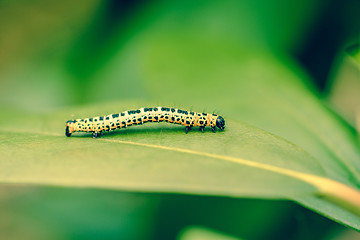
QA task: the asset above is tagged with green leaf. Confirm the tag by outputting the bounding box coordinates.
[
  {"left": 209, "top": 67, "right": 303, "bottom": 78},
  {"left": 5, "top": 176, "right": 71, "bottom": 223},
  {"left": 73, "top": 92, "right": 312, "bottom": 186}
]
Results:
[{"left": 0, "top": 100, "right": 360, "bottom": 230}]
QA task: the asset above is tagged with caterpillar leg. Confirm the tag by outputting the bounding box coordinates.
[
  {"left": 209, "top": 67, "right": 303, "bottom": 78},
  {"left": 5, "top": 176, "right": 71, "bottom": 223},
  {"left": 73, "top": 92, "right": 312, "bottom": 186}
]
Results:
[
  {"left": 92, "top": 132, "right": 101, "bottom": 138},
  {"left": 185, "top": 126, "right": 191, "bottom": 134},
  {"left": 199, "top": 126, "right": 205, "bottom": 133},
  {"left": 211, "top": 126, "right": 216, "bottom": 133}
]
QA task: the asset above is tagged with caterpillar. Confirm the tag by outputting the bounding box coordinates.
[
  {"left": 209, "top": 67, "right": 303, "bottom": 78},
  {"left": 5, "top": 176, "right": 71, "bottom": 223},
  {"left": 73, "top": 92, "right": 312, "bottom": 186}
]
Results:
[{"left": 65, "top": 107, "right": 225, "bottom": 138}]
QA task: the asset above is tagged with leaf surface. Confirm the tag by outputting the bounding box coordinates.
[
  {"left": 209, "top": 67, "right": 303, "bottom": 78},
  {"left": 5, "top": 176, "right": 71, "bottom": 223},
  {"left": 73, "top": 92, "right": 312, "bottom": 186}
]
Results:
[{"left": 0, "top": 101, "right": 359, "bottom": 229}]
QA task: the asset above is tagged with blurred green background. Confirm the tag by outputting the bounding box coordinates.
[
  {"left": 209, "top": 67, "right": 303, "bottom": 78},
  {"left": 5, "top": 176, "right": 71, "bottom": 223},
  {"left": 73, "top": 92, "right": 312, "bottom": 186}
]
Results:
[{"left": 0, "top": 0, "right": 359, "bottom": 239}]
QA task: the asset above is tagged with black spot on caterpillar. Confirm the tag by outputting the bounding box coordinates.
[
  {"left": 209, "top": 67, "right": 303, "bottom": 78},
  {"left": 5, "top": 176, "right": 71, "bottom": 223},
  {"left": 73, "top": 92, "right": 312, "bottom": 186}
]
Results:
[{"left": 65, "top": 107, "right": 225, "bottom": 138}]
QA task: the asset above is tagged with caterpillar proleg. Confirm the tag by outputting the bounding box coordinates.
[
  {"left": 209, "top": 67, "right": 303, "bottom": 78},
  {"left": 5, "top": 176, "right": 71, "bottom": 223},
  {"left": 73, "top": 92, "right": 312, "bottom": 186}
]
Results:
[{"left": 65, "top": 107, "right": 225, "bottom": 138}]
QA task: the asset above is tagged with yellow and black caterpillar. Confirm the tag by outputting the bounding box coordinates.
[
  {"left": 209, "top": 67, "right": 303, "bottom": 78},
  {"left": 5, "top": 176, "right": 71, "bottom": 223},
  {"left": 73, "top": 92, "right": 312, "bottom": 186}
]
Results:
[{"left": 65, "top": 107, "right": 225, "bottom": 138}]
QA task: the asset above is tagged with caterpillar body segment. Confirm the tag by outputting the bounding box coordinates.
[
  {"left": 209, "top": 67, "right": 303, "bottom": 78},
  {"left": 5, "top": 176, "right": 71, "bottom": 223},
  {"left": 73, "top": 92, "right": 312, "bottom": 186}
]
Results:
[{"left": 65, "top": 107, "right": 225, "bottom": 138}]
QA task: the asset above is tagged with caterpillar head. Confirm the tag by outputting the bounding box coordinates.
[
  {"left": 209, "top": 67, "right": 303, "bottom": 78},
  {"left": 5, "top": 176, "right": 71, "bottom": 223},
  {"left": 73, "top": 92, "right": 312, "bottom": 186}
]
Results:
[
  {"left": 65, "top": 120, "right": 75, "bottom": 137},
  {"left": 216, "top": 116, "right": 225, "bottom": 131}
]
